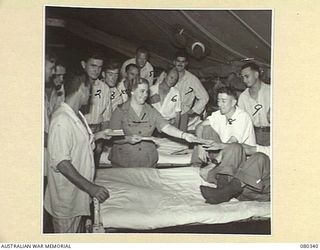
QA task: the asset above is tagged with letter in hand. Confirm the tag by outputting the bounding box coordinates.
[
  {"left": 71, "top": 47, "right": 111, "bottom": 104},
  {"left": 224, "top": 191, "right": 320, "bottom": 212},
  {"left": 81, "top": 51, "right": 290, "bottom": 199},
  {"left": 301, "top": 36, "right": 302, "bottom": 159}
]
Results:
[
  {"left": 126, "top": 135, "right": 143, "bottom": 144},
  {"left": 183, "top": 133, "right": 199, "bottom": 143},
  {"left": 94, "top": 129, "right": 113, "bottom": 140},
  {"left": 89, "top": 184, "right": 110, "bottom": 203}
]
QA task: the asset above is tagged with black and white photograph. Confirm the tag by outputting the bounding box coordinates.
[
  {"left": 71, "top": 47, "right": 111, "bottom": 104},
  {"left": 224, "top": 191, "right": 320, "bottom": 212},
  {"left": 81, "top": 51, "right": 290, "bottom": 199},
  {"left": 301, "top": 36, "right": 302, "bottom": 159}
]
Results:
[{"left": 43, "top": 6, "right": 272, "bottom": 234}]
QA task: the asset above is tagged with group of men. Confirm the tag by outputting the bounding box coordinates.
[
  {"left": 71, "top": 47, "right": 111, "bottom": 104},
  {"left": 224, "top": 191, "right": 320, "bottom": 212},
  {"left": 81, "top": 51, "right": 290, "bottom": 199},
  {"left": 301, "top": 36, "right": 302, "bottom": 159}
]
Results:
[{"left": 44, "top": 46, "right": 271, "bottom": 233}]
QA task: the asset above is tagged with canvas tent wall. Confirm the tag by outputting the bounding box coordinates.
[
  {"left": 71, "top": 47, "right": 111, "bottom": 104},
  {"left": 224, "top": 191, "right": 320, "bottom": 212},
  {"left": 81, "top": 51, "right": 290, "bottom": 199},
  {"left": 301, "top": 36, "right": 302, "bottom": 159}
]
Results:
[{"left": 45, "top": 7, "right": 272, "bottom": 81}]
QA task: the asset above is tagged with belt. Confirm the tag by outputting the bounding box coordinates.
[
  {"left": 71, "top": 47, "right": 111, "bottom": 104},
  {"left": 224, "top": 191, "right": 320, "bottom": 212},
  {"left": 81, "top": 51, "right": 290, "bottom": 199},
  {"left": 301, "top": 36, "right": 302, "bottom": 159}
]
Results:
[{"left": 254, "top": 126, "right": 270, "bottom": 132}]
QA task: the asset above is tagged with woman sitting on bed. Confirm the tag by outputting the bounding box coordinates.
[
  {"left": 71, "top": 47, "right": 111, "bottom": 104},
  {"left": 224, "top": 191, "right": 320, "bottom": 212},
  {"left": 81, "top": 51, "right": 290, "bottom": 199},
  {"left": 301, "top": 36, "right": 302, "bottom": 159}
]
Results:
[{"left": 109, "top": 77, "right": 199, "bottom": 168}]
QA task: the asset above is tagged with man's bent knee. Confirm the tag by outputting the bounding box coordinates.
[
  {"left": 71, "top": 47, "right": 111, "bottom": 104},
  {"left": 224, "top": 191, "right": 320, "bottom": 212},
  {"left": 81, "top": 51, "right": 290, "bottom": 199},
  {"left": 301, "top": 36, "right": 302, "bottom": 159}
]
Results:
[
  {"left": 224, "top": 142, "right": 243, "bottom": 153},
  {"left": 251, "top": 152, "right": 269, "bottom": 164}
]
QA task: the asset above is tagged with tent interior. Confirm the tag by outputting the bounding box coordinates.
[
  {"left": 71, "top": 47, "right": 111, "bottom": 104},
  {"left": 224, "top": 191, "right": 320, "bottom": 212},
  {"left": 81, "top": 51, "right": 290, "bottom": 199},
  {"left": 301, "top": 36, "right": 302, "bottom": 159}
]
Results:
[
  {"left": 44, "top": 7, "right": 272, "bottom": 234},
  {"left": 45, "top": 7, "right": 272, "bottom": 85}
]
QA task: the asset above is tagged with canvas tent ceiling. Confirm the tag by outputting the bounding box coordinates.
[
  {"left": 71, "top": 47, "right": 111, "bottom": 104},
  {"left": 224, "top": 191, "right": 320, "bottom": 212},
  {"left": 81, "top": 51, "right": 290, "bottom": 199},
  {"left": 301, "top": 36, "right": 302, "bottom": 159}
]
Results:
[{"left": 46, "top": 7, "right": 272, "bottom": 78}]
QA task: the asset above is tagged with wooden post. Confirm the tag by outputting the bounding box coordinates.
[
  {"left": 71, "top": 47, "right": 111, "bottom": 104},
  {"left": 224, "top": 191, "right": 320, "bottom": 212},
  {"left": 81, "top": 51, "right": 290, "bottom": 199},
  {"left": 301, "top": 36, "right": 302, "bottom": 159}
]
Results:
[{"left": 92, "top": 198, "right": 104, "bottom": 233}]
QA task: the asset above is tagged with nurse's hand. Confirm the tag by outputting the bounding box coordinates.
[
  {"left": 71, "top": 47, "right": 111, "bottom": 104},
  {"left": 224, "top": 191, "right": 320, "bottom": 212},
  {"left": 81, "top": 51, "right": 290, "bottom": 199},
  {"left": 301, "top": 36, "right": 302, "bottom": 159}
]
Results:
[
  {"left": 88, "top": 184, "right": 110, "bottom": 203},
  {"left": 126, "top": 135, "right": 142, "bottom": 144}
]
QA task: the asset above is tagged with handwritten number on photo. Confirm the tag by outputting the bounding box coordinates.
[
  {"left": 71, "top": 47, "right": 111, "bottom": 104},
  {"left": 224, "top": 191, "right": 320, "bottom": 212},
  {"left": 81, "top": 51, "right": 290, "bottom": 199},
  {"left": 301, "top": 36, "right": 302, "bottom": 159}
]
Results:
[
  {"left": 253, "top": 104, "right": 263, "bottom": 116},
  {"left": 227, "top": 118, "right": 236, "bottom": 125},
  {"left": 171, "top": 95, "right": 178, "bottom": 102},
  {"left": 95, "top": 89, "right": 102, "bottom": 98}
]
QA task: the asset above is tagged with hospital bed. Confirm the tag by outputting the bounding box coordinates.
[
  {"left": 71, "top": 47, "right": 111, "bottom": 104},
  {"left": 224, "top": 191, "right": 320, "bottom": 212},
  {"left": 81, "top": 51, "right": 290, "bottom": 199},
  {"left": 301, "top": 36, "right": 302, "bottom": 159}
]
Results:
[{"left": 95, "top": 138, "right": 271, "bottom": 234}]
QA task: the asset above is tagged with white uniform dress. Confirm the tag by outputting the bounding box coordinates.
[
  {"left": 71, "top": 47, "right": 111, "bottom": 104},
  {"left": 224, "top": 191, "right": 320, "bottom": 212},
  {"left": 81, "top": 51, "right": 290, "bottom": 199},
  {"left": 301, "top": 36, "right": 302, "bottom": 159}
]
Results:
[
  {"left": 45, "top": 103, "right": 95, "bottom": 219},
  {"left": 149, "top": 83, "right": 181, "bottom": 120}
]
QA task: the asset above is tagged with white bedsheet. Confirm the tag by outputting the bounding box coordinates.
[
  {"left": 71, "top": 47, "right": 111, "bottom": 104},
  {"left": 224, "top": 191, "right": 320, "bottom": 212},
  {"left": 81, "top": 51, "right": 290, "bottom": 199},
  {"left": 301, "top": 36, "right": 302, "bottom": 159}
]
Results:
[
  {"left": 100, "top": 138, "right": 192, "bottom": 166},
  {"left": 95, "top": 167, "right": 270, "bottom": 230}
]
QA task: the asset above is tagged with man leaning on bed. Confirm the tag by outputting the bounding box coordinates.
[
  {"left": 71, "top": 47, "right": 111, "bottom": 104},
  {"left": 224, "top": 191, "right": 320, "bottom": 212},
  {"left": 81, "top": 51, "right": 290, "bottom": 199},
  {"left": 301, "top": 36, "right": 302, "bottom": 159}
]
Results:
[{"left": 191, "top": 86, "right": 270, "bottom": 204}]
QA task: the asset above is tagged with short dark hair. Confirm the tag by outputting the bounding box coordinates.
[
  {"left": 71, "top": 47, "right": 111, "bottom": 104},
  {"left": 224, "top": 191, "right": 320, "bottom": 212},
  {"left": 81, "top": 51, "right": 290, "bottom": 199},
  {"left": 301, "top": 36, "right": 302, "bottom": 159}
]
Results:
[
  {"left": 175, "top": 49, "right": 188, "bottom": 61},
  {"left": 241, "top": 62, "right": 260, "bottom": 77},
  {"left": 64, "top": 74, "right": 87, "bottom": 97},
  {"left": 127, "top": 77, "right": 149, "bottom": 97},
  {"left": 125, "top": 63, "right": 139, "bottom": 73},
  {"left": 136, "top": 47, "right": 149, "bottom": 56},
  {"left": 217, "top": 86, "right": 238, "bottom": 100},
  {"left": 103, "top": 60, "right": 120, "bottom": 71},
  {"left": 82, "top": 48, "right": 104, "bottom": 62}
]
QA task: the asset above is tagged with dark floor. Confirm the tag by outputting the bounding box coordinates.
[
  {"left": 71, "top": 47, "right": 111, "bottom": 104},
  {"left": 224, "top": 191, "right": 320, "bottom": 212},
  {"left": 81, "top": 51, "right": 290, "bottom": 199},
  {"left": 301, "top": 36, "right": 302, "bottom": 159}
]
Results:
[{"left": 104, "top": 219, "right": 271, "bottom": 234}]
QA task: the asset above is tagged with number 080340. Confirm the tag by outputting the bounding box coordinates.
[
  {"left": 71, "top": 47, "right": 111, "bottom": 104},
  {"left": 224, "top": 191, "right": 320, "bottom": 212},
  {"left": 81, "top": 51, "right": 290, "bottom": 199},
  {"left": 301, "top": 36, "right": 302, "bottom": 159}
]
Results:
[{"left": 300, "top": 244, "right": 318, "bottom": 248}]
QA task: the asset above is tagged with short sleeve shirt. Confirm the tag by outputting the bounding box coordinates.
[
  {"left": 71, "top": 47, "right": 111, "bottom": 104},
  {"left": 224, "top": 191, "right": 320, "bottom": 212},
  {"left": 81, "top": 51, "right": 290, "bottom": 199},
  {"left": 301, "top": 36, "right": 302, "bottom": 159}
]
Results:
[
  {"left": 44, "top": 103, "right": 95, "bottom": 218},
  {"left": 238, "top": 82, "right": 270, "bottom": 127},
  {"left": 208, "top": 107, "right": 256, "bottom": 146}
]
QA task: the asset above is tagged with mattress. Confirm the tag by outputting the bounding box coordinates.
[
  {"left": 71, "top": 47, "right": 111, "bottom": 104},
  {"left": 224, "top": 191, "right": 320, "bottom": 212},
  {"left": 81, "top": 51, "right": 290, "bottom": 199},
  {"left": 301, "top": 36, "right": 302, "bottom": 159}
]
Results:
[
  {"left": 100, "top": 137, "right": 193, "bottom": 167},
  {"left": 95, "top": 167, "right": 270, "bottom": 230}
]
